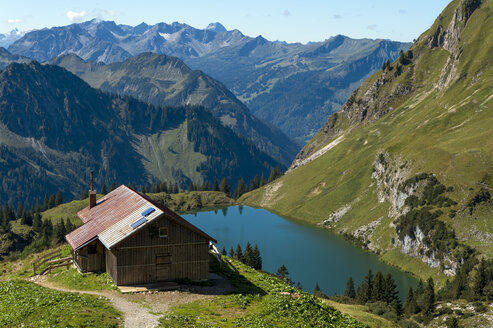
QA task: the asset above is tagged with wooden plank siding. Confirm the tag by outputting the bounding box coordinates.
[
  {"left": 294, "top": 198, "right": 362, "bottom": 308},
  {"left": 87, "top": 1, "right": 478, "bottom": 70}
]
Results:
[
  {"left": 74, "top": 239, "right": 105, "bottom": 273},
  {"left": 111, "top": 214, "right": 210, "bottom": 285}
]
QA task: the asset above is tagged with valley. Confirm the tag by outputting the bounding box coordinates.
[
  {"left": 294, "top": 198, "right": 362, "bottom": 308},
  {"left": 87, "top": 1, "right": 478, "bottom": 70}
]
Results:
[{"left": 0, "top": 0, "right": 492, "bottom": 327}]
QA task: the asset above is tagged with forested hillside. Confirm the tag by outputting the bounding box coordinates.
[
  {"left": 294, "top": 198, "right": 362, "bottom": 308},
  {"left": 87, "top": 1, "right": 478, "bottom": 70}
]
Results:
[{"left": 0, "top": 62, "right": 281, "bottom": 205}]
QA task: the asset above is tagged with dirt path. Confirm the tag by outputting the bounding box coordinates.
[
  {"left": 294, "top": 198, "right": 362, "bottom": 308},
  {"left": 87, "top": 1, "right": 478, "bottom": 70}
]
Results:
[
  {"left": 30, "top": 276, "right": 160, "bottom": 328},
  {"left": 28, "top": 273, "right": 232, "bottom": 328}
]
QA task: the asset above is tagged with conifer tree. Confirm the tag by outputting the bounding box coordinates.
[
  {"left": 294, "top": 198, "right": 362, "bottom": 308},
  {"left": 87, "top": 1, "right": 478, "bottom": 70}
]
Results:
[
  {"left": 473, "top": 258, "right": 488, "bottom": 299},
  {"left": 260, "top": 173, "right": 266, "bottom": 187},
  {"left": 414, "top": 279, "right": 425, "bottom": 312},
  {"left": 44, "top": 193, "right": 49, "bottom": 210},
  {"left": 250, "top": 174, "right": 260, "bottom": 191},
  {"left": 55, "top": 191, "right": 63, "bottom": 206},
  {"left": 372, "top": 271, "right": 386, "bottom": 302},
  {"left": 32, "top": 213, "right": 41, "bottom": 232},
  {"left": 101, "top": 183, "right": 108, "bottom": 195},
  {"left": 385, "top": 273, "right": 402, "bottom": 314},
  {"left": 314, "top": 282, "right": 321, "bottom": 293},
  {"left": 253, "top": 244, "right": 262, "bottom": 270},
  {"left": 357, "top": 269, "right": 374, "bottom": 304},
  {"left": 221, "top": 247, "right": 227, "bottom": 256},
  {"left": 424, "top": 277, "right": 436, "bottom": 316},
  {"left": 229, "top": 247, "right": 235, "bottom": 257},
  {"left": 233, "top": 178, "right": 247, "bottom": 199},
  {"left": 276, "top": 264, "right": 292, "bottom": 285},
  {"left": 403, "top": 287, "right": 418, "bottom": 316},
  {"left": 48, "top": 194, "right": 56, "bottom": 209},
  {"left": 80, "top": 188, "right": 89, "bottom": 200},
  {"left": 243, "top": 242, "right": 254, "bottom": 267},
  {"left": 344, "top": 277, "right": 356, "bottom": 299},
  {"left": 219, "top": 178, "right": 230, "bottom": 195},
  {"left": 234, "top": 244, "right": 243, "bottom": 262},
  {"left": 213, "top": 179, "right": 220, "bottom": 191}
]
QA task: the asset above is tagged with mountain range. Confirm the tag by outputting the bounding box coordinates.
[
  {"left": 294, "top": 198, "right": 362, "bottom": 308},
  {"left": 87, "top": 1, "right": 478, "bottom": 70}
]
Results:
[
  {"left": 48, "top": 52, "right": 297, "bottom": 165},
  {"left": 0, "top": 61, "right": 282, "bottom": 205},
  {"left": 242, "top": 0, "right": 493, "bottom": 281},
  {"left": 8, "top": 20, "right": 411, "bottom": 143}
]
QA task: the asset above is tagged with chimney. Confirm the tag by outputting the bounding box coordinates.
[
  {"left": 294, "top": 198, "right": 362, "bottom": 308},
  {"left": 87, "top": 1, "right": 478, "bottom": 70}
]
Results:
[{"left": 89, "top": 171, "right": 97, "bottom": 209}]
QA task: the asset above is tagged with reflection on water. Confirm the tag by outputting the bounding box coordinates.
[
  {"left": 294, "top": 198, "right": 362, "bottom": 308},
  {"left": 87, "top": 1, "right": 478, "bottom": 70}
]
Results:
[{"left": 184, "top": 206, "right": 417, "bottom": 298}]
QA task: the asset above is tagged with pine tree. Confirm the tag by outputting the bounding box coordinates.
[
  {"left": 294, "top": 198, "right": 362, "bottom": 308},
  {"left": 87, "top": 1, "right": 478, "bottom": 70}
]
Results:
[
  {"left": 403, "top": 287, "right": 418, "bottom": 316},
  {"left": 253, "top": 244, "right": 262, "bottom": 270},
  {"left": 233, "top": 178, "right": 247, "bottom": 199},
  {"left": 213, "top": 179, "right": 220, "bottom": 191},
  {"left": 414, "top": 280, "right": 425, "bottom": 312},
  {"left": 219, "top": 178, "right": 230, "bottom": 195},
  {"left": 101, "top": 183, "right": 108, "bottom": 195},
  {"left": 32, "top": 213, "right": 41, "bottom": 232},
  {"left": 344, "top": 277, "right": 356, "bottom": 299},
  {"left": 385, "top": 273, "right": 402, "bottom": 314},
  {"left": 357, "top": 269, "right": 374, "bottom": 304},
  {"left": 48, "top": 194, "right": 56, "bottom": 209},
  {"left": 250, "top": 174, "right": 260, "bottom": 191},
  {"left": 276, "top": 264, "right": 292, "bottom": 286},
  {"left": 229, "top": 247, "right": 235, "bottom": 257},
  {"left": 260, "top": 173, "right": 266, "bottom": 187},
  {"left": 314, "top": 282, "right": 321, "bottom": 293},
  {"left": 473, "top": 258, "right": 488, "bottom": 299},
  {"left": 221, "top": 247, "right": 227, "bottom": 256},
  {"left": 55, "top": 191, "right": 63, "bottom": 206},
  {"left": 296, "top": 281, "right": 303, "bottom": 291},
  {"left": 80, "top": 188, "right": 89, "bottom": 200},
  {"left": 424, "top": 277, "right": 436, "bottom": 316},
  {"left": 234, "top": 244, "right": 243, "bottom": 262},
  {"left": 43, "top": 193, "right": 49, "bottom": 210},
  {"left": 243, "top": 242, "right": 254, "bottom": 267},
  {"left": 372, "top": 271, "right": 386, "bottom": 302}
]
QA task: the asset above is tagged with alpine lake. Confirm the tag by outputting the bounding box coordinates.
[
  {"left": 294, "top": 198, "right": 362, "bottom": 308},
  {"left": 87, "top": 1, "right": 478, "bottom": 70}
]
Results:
[{"left": 183, "top": 205, "right": 418, "bottom": 299}]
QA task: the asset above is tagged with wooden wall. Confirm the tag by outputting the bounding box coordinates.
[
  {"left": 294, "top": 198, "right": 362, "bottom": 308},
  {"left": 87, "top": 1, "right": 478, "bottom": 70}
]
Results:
[
  {"left": 111, "top": 214, "right": 210, "bottom": 285},
  {"left": 74, "top": 239, "right": 105, "bottom": 273}
]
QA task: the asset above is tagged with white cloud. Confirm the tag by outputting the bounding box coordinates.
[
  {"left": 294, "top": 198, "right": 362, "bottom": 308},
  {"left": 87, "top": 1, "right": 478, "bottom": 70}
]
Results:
[
  {"left": 66, "top": 10, "right": 88, "bottom": 22},
  {"left": 282, "top": 9, "right": 291, "bottom": 17},
  {"left": 7, "top": 18, "right": 22, "bottom": 24}
]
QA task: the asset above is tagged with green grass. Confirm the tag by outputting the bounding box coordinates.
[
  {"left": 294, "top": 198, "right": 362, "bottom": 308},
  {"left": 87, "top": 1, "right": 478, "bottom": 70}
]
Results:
[
  {"left": 158, "top": 256, "right": 368, "bottom": 328},
  {"left": 0, "top": 280, "right": 121, "bottom": 327},
  {"left": 135, "top": 122, "right": 207, "bottom": 184},
  {"left": 47, "top": 267, "right": 118, "bottom": 291},
  {"left": 324, "top": 300, "right": 399, "bottom": 328},
  {"left": 240, "top": 0, "right": 493, "bottom": 284},
  {"left": 41, "top": 196, "right": 104, "bottom": 226},
  {"left": 147, "top": 190, "right": 235, "bottom": 213},
  {"left": 0, "top": 244, "right": 72, "bottom": 281}
]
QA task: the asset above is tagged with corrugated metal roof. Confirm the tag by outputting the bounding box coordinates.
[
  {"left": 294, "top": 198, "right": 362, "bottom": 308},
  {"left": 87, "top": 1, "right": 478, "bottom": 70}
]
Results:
[
  {"left": 98, "top": 204, "right": 162, "bottom": 249},
  {"left": 65, "top": 185, "right": 216, "bottom": 250}
]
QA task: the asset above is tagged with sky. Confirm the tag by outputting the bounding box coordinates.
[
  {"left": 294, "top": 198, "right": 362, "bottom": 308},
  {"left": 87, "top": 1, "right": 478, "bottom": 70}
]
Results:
[{"left": 2, "top": 0, "right": 452, "bottom": 43}]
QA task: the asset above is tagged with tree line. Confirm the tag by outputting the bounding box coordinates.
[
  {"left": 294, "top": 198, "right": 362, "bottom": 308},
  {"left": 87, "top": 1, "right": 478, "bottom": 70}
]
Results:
[
  {"left": 90, "top": 165, "right": 284, "bottom": 200},
  {"left": 221, "top": 242, "right": 263, "bottom": 270}
]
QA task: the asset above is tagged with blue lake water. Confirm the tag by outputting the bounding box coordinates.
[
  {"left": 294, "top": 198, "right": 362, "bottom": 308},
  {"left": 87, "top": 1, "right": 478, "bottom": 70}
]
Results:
[{"left": 183, "top": 205, "right": 417, "bottom": 299}]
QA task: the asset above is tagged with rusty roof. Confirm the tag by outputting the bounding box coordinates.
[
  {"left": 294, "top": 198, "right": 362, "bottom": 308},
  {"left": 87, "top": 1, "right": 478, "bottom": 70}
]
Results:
[{"left": 65, "top": 185, "right": 216, "bottom": 250}]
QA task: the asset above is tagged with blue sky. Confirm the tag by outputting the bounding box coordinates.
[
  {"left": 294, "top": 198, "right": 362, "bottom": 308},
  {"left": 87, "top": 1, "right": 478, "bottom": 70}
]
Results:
[{"left": 3, "top": 0, "right": 451, "bottom": 43}]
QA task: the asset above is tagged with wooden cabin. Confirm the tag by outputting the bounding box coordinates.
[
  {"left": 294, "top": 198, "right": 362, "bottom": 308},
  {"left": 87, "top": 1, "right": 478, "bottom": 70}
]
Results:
[{"left": 65, "top": 185, "right": 216, "bottom": 285}]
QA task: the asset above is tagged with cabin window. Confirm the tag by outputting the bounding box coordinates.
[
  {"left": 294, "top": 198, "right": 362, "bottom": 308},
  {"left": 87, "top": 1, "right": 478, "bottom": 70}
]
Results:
[
  {"left": 159, "top": 227, "right": 168, "bottom": 238},
  {"left": 87, "top": 245, "right": 97, "bottom": 254}
]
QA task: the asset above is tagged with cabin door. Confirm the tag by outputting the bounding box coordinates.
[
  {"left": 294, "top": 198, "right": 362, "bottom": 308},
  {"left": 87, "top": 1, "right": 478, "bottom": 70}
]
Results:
[{"left": 156, "top": 253, "right": 172, "bottom": 281}]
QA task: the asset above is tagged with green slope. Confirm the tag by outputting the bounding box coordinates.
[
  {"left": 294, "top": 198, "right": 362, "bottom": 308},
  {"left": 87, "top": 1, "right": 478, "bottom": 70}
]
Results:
[
  {"left": 49, "top": 52, "right": 299, "bottom": 166},
  {"left": 0, "top": 62, "right": 282, "bottom": 205},
  {"left": 241, "top": 0, "right": 493, "bottom": 282}
]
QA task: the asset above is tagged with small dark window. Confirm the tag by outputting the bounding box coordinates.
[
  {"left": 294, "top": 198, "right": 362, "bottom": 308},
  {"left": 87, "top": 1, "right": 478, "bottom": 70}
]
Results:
[
  {"left": 87, "top": 245, "right": 97, "bottom": 254},
  {"left": 159, "top": 227, "right": 168, "bottom": 238}
]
